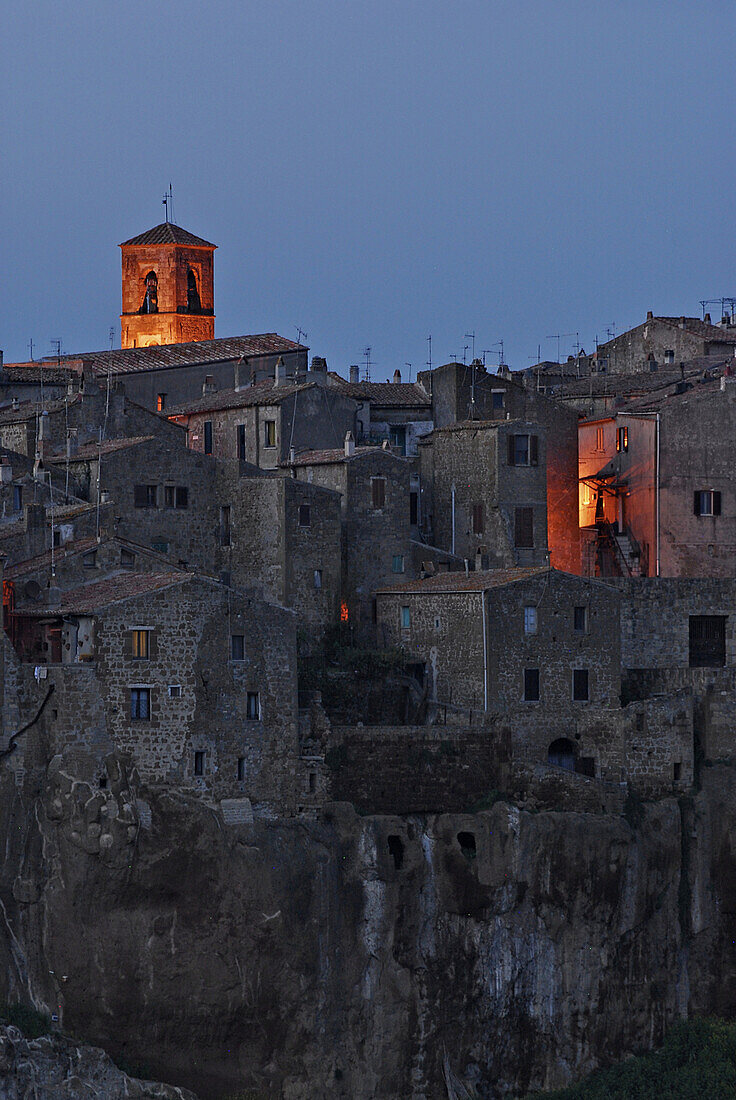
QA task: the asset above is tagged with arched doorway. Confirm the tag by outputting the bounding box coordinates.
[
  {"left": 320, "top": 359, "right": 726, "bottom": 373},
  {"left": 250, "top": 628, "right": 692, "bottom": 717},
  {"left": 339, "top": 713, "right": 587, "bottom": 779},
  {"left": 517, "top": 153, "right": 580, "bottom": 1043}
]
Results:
[{"left": 548, "top": 738, "right": 575, "bottom": 772}]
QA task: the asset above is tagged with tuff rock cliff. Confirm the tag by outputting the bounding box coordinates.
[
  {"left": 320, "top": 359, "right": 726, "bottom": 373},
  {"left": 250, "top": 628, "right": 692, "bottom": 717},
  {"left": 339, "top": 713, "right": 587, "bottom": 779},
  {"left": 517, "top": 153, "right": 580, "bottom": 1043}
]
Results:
[{"left": 1, "top": 747, "right": 735, "bottom": 1099}]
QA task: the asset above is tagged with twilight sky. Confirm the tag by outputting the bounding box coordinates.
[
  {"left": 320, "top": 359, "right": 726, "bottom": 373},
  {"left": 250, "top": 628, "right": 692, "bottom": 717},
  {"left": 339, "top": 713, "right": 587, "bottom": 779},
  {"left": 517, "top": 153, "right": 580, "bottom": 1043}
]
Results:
[{"left": 3, "top": 1, "right": 735, "bottom": 379}]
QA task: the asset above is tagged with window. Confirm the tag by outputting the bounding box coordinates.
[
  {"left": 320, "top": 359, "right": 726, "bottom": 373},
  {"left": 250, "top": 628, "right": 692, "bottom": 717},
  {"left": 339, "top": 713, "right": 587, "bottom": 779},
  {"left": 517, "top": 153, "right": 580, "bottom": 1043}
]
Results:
[
  {"left": 187, "top": 268, "right": 202, "bottom": 312},
  {"left": 194, "top": 751, "right": 205, "bottom": 776},
  {"left": 134, "top": 484, "right": 157, "bottom": 508},
  {"left": 140, "top": 271, "right": 158, "bottom": 313},
  {"left": 514, "top": 507, "right": 534, "bottom": 548},
  {"left": 83, "top": 551, "right": 97, "bottom": 569},
  {"left": 401, "top": 605, "right": 411, "bottom": 629},
  {"left": 168, "top": 685, "right": 181, "bottom": 698},
  {"left": 264, "top": 420, "right": 276, "bottom": 448},
  {"left": 694, "top": 490, "right": 721, "bottom": 517},
  {"left": 524, "top": 606, "right": 537, "bottom": 634},
  {"left": 298, "top": 504, "right": 311, "bottom": 527},
  {"left": 237, "top": 424, "right": 246, "bottom": 461},
  {"left": 689, "top": 616, "right": 726, "bottom": 667},
  {"left": 492, "top": 390, "right": 505, "bottom": 410},
  {"left": 12, "top": 485, "right": 22, "bottom": 512},
  {"left": 596, "top": 426, "right": 605, "bottom": 451},
  {"left": 523, "top": 668, "right": 540, "bottom": 702},
  {"left": 130, "top": 688, "right": 150, "bottom": 720},
  {"left": 472, "top": 503, "right": 484, "bottom": 535},
  {"left": 314, "top": 569, "right": 322, "bottom": 589},
  {"left": 392, "top": 555, "right": 405, "bottom": 574},
  {"left": 220, "top": 505, "right": 231, "bottom": 546},
  {"left": 237, "top": 757, "right": 246, "bottom": 781},
  {"left": 410, "top": 492, "right": 418, "bottom": 525},
  {"left": 616, "top": 426, "right": 628, "bottom": 453},
  {"left": 156, "top": 393, "right": 166, "bottom": 412},
  {"left": 53, "top": 529, "right": 62, "bottom": 548},
  {"left": 120, "top": 548, "right": 136, "bottom": 569},
  {"left": 231, "top": 634, "right": 245, "bottom": 661},
  {"left": 548, "top": 738, "right": 575, "bottom": 771},
  {"left": 164, "top": 485, "right": 175, "bottom": 508},
  {"left": 131, "top": 629, "right": 149, "bottom": 660},
  {"left": 204, "top": 421, "right": 213, "bottom": 455},
  {"left": 389, "top": 425, "right": 406, "bottom": 455},
  {"left": 573, "top": 606, "right": 588, "bottom": 633},
  {"left": 573, "top": 669, "right": 589, "bottom": 701},
  {"left": 371, "top": 477, "right": 386, "bottom": 508},
  {"left": 175, "top": 486, "right": 188, "bottom": 509},
  {"left": 507, "top": 433, "right": 539, "bottom": 466},
  {"left": 246, "top": 692, "right": 260, "bottom": 720}
]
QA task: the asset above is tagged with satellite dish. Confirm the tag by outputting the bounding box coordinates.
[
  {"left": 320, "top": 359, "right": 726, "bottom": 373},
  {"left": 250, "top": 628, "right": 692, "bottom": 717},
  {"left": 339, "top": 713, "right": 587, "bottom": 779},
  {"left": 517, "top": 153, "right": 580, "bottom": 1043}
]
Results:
[{"left": 23, "top": 580, "right": 41, "bottom": 602}]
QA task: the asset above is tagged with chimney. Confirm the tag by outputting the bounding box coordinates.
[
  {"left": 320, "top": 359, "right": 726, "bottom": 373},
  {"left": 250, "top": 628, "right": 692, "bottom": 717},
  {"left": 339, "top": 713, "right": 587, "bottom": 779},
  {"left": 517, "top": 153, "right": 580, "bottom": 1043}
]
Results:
[
  {"left": 393, "top": 369, "right": 402, "bottom": 384},
  {"left": 234, "top": 358, "right": 248, "bottom": 392},
  {"left": 679, "top": 317, "right": 686, "bottom": 329},
  {"left": 646, "top": 310, "right": 653, "bottom": 320},
  {"left": 311, "top": 356, "right": 327, "bottom": 373},
  {"left": 349, "top": 365, "right": 360, "bottom": 384},
  {"left": 704, "top": 313, "right": 711, "bottom": 324},
  {"left": 274, "top": 356, "right": 286, "bottom": 387},
  {"left": 344, "top": 430, "right": 355, "bottom": 458},
  {"left": 202, "top": 374, "right": 216, "bottom": 396}
]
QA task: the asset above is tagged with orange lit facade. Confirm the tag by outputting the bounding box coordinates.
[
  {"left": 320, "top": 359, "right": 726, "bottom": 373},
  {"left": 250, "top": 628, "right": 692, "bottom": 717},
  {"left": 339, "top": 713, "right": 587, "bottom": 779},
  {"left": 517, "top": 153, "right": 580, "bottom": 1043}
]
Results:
[{"left": 120, "top": 222, "right": 216, "bottom": 349}]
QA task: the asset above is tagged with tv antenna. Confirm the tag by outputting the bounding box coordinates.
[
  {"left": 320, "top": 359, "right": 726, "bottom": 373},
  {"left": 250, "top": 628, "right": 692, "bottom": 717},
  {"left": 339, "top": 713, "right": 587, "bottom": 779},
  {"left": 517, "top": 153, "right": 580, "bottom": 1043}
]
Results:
[
  {"left": 363, "top": 345, "right": 372, "bottom": 382},
  {"left": 487, "top": 340, "right": 504, "bottom": 366},
  {"left": 426, "top": 335, "right": 432, "bottom": 372},
  {"left": 405, "top": 362, "right": 412, "bottom": 382},
  {"left": 109, "top": 326, "right": 115, "bottom": 350},
  {"left": 162, "top": 183, "right": 174, "bottom": 224},
  {"left": 546, "top": 331, "right": 576, "bottom": 363},
  {"left": 50, "top": 339, "right": 62, "bottom": 366},
  {"left": 464, "top": 331, "right": 476, "bottom": 362},
  {"left": 28, "top": 338, "right": 34, "bottom": 361},
  {"left": 295, "top": 326, "right": 309, "bottom": 347},
  {"left": 604, "top": 323, "right": 616, "bottom": 341}
]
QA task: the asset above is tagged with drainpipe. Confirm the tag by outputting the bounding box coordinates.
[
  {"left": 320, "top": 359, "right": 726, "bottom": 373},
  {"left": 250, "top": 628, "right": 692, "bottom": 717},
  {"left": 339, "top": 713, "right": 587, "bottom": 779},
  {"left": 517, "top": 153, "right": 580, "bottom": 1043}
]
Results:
[
  {"left": 481, "top": 589, "right": 488, "bottom": 712},
  {"left": 451, "top": 483, "right": 456, "bottom": 555},
  {"left": 655, "top": 412, "right": 660, "bottom": 576}
]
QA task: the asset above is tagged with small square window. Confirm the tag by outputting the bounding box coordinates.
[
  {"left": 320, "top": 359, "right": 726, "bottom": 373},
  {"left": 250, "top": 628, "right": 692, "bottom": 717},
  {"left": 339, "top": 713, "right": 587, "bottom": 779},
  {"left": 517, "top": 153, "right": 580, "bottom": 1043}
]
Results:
[
  {"left": 573, "top": 669, "right": 589, "bottom": 701},
  {"left": 83, "top": 551, "right": 97, "bottom": 568},
  {"left": 573, "top": 606, "right": 588, "bottom": 633},
  {"left": 524, "top": 606, "right": 537, "bottom": 634},
  {"left": 523, "top": 668, "right": 540, "bottom": 702},
  {"left": 298, "top": 504, "right": 311, "bottom": 527},
  {"left": 314, "top": 569, "right": 322, "bottom": 589},
  {"left": 237, "top": 756, "right": 246, "bottom": 781},
  {"left": 134, "top": 484, "right": 157, "bottom": 508},
  {"left": 246, "top": 692, "right": 260, "bottom": 720},
  {"left": 264, "top": 420, "right": 276, "bottom": 448},
  {"left": 694, "top": 490, "right": 721, "bottom": 517},
  {"left": 194, "top": 750, "right": 205, "bottom": 776},
  {"left": 204, "top": 421, "right": 213, "bottom": 455},
  {"left": 120, "top": 548, "right": 136, "bottom": 569},
  {"left": 131, "top": 629, "right": 149, "bottom": 660},
  {"left": 168, "top": 684, "right": 181, "bottom": 698},
  {"left": 130, "top": 687, "right": 150, "bottom": 720},
  {"left": 392, "top": 555, "right": 405, "bottom": 574},
  {"left": 231, "top": 634, "right": 245, "bottom": 661},
  {"left": 401, "top": 605, "right": 411, "bottom": 629}
]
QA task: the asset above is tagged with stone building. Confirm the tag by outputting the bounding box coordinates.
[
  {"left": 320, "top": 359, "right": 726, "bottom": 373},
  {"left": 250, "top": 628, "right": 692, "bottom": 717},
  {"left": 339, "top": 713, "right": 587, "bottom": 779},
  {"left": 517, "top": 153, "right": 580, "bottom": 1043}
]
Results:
[
  {"left": 119, "top": 221, "right": 216, "bottom": 349},
  {"left": 167, "top": 375, "right": 358, "bottom": 470},
  {"left": 578, "top": 372, "right": 736, "bottom": 578},
  {"left": 286, "top": 440, "right": 412, "bottom": 627},
  {"left": 325, "top": 369, "right": 433, "bottom": 456},
  {"left": 8, "top": 571, "right": 300, "bottom": 813},
  {"left": 417, "top": 361, "right": 580, "bottom": 572},
  {"left": 595, "top": 312, "right": 736, "bottom": 375},
  {"left": 419, "top": 421, "right": 549, "bottom": 569}
]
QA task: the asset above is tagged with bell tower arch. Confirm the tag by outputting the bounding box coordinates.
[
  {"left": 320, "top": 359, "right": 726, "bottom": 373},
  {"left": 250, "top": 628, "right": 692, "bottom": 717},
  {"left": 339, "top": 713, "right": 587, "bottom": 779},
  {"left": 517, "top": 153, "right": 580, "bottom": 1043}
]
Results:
[{"left": 120, "top": 222, "right": 216, "bottom": 349}]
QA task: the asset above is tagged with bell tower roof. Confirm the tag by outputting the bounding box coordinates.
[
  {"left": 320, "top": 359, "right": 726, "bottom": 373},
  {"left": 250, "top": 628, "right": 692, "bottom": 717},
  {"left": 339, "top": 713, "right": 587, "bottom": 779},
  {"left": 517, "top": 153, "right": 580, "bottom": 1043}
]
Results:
[{"left": 120, "top": 222, "right": 216, "bottom": 248}]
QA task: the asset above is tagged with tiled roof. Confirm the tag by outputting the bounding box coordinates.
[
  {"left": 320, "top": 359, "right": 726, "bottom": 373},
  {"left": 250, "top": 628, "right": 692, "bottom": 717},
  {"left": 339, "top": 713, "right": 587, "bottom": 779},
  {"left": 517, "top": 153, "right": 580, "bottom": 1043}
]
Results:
[
  {"left": 46, "top": 502, "right": 97, "bottom": 521},
  {"left": 327, "top": 374, "right": 431, "bottom": 408},
  {"left": 32, "top": 334, "right": 305, "bottom": 377},
  {"left": 120, "top": 222, "right": 216, "bottom": 247},
  {"left": 558, "top": 362, "right": 721, "bottom": 399},
  {"left": 654, "top": 316, "right": 736, "bottom": 343},
  {"left": 12, "top": 571, "right": 194, "bottom": 616},
  {"left": 377, "top": 566, "right": 551, "bottom": 594},
  {"left": 46, "top": 436, "right": 154, "bottom": 463},
  {"left": 5, "top": 536, "right": 100, "bottom": 580},
  {"left": 167, "top": 380, "right": 314, "bottom": 416},
  {"left": 283, "top": 445, "right": 396, "bottom": 467},
  {"left": 2, "top": 365, "right": 77, "bottom": 383},
  {"left": 0, "top": 394, "right": 82, "bottom": 425},
  {"left": 430, "top": 418, "right": 535, "bottom": 434}
]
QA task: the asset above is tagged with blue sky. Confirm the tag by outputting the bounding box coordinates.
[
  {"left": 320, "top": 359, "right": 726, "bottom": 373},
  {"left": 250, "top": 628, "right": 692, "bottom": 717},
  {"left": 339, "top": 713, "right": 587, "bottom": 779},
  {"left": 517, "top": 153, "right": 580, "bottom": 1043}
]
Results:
[{"left": 3, "top": 0, "right": 735, "bottom": 378}]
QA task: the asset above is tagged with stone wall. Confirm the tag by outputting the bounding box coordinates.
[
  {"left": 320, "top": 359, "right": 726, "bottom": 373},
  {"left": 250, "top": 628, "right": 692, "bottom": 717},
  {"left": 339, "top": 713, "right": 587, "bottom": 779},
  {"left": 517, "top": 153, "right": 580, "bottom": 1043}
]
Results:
[{"left": 620, "top": 577, "right": 736, "bottom": 668}]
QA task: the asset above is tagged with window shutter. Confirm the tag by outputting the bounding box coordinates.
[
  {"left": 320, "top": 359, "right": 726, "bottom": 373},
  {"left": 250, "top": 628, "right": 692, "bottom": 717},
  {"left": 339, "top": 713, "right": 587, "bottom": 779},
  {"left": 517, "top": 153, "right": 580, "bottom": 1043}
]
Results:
[
  {"left": 693, "top": 491, "right": 701, "bottom": 516},
  {"left": 530, "top": 435, "right": 539, "bottom": 465},
  {"left": 148, "top": 629, "right": 158, "bottom": 660},
  {"left": 507, "top": 434, "right": 516, "bottom": 466},
  {"left": 714, "top": 491, "right": 722, "bottom": 516},
  {"left": 123, "top": 631, "right": 133, "bottom": 658}
]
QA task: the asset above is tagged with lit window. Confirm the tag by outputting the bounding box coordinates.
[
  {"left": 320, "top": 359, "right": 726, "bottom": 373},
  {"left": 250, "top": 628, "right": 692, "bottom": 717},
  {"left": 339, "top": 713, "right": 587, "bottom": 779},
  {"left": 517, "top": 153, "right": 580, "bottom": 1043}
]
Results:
[
  {"left": 694, "top": 490, "right": 721, "bottom": 517},
  {"left": 130, "top": 688, "right": 150, "bottom": 720},
  {"left": 371, "top": 478, "right": 386, "bottom": 508},
  {"left": 523, "top": 668, "right": 540, "bottom": 702},
  {"left": 314, "top": 569, "right": 322, "bottom": 589},
  {"left": 156, "top": 393, "right": 166, "bottom": 412},
  {"left": 596, "top": 427, "right": 605, "bottom": 451},
  {"left": 204, "top": 421, "right": 213, "bottom": 455},
  {"left": 264, "top": 420, "right": 276, "bottom": 448},
  {"left": 231, "top": 635, "right": 245, "bottom": 661},
  {"left": 194, "top": 751, "right": 205, "bottom": 776},
  {"left": 616, "top": 426, "right": 628, "bottom": 453},
  {"left": 401, "top": 605, "right": 411, "bottom": 629},
  {"left": 298, "top": 504, "right": 311, "bottom": 527},
  {"left": 131, "top": 629, "right": 149, "bottom": 660},
  {"left": 524, "top": 606, "right": 537, "bottom": 634},
  {"left": 574, "top": 606, "right": 588, "bottom": 633},
  {"left": 392, "top": 555, "right": 405, "bottom": 574},
  {"left": 573, "top": 669, "right": 589, "bottom": 701},
  {"left": 340, "top": 601, "right": 349, "bottom": 623},
  {"left": 246, "top": 692, "right": 260, "bottom": 720}
]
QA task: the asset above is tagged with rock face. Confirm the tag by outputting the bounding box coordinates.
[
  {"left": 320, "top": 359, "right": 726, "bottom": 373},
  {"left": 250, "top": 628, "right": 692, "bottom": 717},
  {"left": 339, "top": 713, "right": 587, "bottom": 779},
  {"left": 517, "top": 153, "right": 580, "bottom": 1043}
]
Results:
[
  {"left": 0, "top": 748, "right": 734, "bottom": 1099},
  {"left": 0, "top": 1024, "right": 198, "bottom": 1099}
]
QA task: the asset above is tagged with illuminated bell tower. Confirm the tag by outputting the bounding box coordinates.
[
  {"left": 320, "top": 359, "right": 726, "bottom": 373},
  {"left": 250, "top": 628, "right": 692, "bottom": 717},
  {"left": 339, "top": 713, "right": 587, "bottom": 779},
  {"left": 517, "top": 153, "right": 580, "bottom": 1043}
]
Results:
[{"left": 120, "top": 221, "right": 216, "bottom": 349}]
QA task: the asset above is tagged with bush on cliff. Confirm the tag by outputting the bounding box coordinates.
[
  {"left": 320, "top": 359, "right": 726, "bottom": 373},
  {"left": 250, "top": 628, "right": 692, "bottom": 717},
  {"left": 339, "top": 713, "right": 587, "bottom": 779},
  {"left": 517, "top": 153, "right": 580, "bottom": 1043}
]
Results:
[
  {"left": 0, "top": 1002, "right": 50, "bottom": 1038},
  {"left": 526, "top": 1017, "right": 736, "bottom": 1099}
]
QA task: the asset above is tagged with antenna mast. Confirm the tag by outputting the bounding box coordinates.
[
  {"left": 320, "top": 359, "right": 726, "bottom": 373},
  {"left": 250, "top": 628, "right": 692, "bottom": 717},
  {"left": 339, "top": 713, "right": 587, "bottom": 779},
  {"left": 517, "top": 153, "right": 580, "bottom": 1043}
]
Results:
[
  {"left": 162, "top": 183, "right": 173, "bottom": 224},
  {"left": 363, "top": 345, "right": 372, "bottom": 382}
]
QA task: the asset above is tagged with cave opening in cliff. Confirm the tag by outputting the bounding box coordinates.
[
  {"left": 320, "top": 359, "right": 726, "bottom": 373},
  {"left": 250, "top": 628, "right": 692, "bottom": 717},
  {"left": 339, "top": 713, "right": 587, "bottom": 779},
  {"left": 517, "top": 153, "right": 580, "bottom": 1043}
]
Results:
[{"left": 387, "top": 834, "right": 404, "bottom": 870}]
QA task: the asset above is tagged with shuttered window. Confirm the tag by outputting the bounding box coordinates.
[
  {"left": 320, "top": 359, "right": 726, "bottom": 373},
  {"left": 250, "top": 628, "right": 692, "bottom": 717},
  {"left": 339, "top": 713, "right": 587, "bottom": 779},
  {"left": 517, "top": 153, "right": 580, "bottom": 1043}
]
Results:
[{"left": 689, "top": 616, "right": 726, "bottom": 667}]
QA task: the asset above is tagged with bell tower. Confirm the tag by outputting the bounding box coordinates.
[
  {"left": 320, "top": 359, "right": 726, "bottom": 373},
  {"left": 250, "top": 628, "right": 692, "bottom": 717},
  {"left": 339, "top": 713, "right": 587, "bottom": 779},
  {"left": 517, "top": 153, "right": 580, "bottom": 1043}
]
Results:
[{"left": 120, "top": 222, "right": 216, "bottom": 349}]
